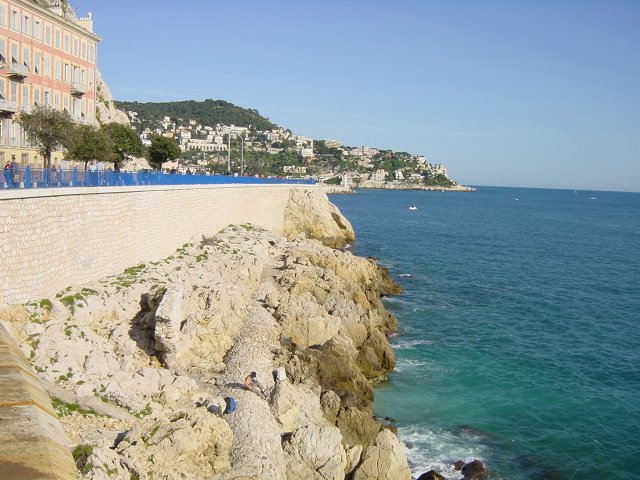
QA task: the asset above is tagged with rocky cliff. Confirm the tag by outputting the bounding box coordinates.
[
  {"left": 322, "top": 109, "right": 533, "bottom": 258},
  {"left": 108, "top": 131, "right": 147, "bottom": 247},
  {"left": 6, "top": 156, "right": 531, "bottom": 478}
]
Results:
[
  {"left": 0, "top": 191, "right": 410, "bottom": 480},
  {"left": 95, "top": 69, "right": 129, "bottom": 126}
]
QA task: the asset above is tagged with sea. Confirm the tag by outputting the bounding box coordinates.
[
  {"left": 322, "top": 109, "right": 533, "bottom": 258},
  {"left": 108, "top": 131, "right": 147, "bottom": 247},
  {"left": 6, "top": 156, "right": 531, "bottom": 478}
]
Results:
[{"left": 330, "top": 187, "right": 640, "bottom": 480}]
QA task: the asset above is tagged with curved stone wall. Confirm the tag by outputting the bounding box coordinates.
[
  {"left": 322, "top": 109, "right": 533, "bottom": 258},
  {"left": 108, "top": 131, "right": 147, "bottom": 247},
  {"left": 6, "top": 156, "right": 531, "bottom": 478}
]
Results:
[
  {"left": 0, "top": 323, "right": 78, "bottom": 479},
  {"left": 0, "top": 184, "right": 303, "bottom": 305}
]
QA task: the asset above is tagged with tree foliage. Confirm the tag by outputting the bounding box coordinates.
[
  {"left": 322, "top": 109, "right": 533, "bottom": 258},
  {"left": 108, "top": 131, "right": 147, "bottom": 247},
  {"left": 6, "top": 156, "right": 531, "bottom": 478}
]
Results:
[
  {"left": 100, "top": 123, "right": 144, "bottom": 166},
  {"left": 147, "top": 136, "right": 181, "bottom": 169},
  {"left": 66, "top": 125, "right": 116, "bottom": 170},
  {"left": 115, "top": 99, "right": 277, "bottom": 133},
  {"left": 18, "top": 106, "right": 74, "bottom": 168}
]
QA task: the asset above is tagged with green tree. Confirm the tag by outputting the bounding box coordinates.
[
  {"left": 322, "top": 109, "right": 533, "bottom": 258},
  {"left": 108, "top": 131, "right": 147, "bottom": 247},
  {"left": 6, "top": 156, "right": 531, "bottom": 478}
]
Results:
[
  {"left": 100, "top": 123, "right": 144, "bottom": 168},
  {"left": 66, "top": 125, "right": 116, "bottom": 170},
  {"left": 147, "top": 136, "right": 181, "bottom": 170},
  {"left": 17, "top": 106, "right": 74, "bottom": 169}
]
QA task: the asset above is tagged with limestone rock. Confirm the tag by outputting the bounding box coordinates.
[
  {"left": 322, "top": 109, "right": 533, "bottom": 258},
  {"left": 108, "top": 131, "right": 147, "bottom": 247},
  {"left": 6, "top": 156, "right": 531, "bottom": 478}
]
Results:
[
  {"left": 95, "top": 69, "right": 129, "bottom": 125},
  {"left": 344, "top": 444, "right": 363, "bottom": 475},
  {"left": 282, "top": 423, "right": 346, "bottom": 480},
  {"left": 269, "top": 380, "right": 325, "bottom": 432},
  {"left": 335, "top": 406, "right": 382, "bottom": 449},
  {"left": 416, "top": 470, "right": 447, "bottom": 480},
  {"left": 154, "top": 284, "right": 183, "bottom": 368},
  {"left": 275, "top": 291, "right": 341, "bottom": 347},
  {"left": 351, "top": 429, "right": 411, "bottom": 480},
  {"left": 117, "top": 408, "right": 233, "bottom": 479},
  {"left": 283, "top": 189, "right": 355, "bottom": 249}
]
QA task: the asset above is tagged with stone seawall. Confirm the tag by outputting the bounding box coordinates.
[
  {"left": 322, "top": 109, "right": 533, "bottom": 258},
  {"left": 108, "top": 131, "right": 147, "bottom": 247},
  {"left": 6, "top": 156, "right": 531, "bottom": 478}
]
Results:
[
  {"left": 0, "top": 322, "right": 78, "bottom": 480},
  {"left": 0, "top": 184, "right": 300, "bottom": 305}
]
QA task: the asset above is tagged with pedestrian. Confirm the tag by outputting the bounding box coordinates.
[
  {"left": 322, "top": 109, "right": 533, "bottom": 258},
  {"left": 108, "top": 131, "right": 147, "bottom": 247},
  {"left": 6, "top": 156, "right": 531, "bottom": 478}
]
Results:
[
  {"left": 243, "top": 371, "right": 266, "bottom": 398},
  {"left": 3, "top": 160, "right": 11, "bottom": 187},
  {"left": 9, "top": 155, "right": 17, "bottom": 187}
]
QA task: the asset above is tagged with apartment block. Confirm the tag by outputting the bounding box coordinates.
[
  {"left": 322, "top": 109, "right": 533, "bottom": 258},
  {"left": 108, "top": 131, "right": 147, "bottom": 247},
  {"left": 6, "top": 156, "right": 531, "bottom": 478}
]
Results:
[{"left": 0, "top": 0, "right": 99, "bottom": 166}]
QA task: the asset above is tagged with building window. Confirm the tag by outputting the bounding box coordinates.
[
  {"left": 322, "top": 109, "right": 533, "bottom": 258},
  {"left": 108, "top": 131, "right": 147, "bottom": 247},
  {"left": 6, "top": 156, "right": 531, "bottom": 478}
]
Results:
[
  {"left": 54, "top": 57, "right": 60, "bottom": 80},
  {"left": 45, "top": 24, "right": 51, "bottom": 45},
  {"left": 44, "top": 91, "right": 50, "bottom": 107},
  {"left": 44, "top": 55, "right": 50, "bottom": 77},
  {"left": 34, "top": 52, "right": 42, "bottom": 75},
  {"left": 0, "top": 78, "right": 5, "bottom": 99},
  {"left": 34, "top": 20, "right": 42, "bottom": 41},
  {"left": 23, "top": 47, "right": 30, "bottom": 71},
  {"left": 22, "top": 15, "right": 30, "bottom": 36},
  {"left": 10, "top": 10, "right": 19, "bottom": 32},
  {"left": 72, "top": 37, "right": 78, "bottom": 56},
  {"left": 34, "top": 88, "right": 39, "bottom": 105},
  {"left": 63, "top": 33, "right": 70, "bottom": 53},
  {"left": 89, "top": 44, "right": 95, "bottom": 63},
  {"left": 10, "top": 43, "right": 18, "bottom": 64},
  {"left": 10, "top": 80, "right": 17, "bottom": 102},
  {"left": 80, "top": 41, "right": 86, "bottom": 60},
  {"left": 54, "top": 29, "right": 61, "bottom": 49},
  {"left": 0, "top": 5, "right": 6, "bottom": 27},
  {"left": 53, "top": 92, "right": 59, "bottom": 109},
  {"left": 0, "top": 39, "right": 5, "bottom": 64}
]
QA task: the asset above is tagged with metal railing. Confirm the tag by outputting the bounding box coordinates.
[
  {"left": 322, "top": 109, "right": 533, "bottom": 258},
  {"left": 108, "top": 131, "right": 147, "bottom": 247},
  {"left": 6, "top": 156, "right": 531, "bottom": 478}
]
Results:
[{"left": 2, "top": 166, "right": 314, "bottom": 190}]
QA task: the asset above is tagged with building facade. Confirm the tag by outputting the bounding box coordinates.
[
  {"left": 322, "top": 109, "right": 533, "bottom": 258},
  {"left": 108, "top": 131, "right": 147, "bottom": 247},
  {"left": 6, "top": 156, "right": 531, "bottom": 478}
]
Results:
[{"left": 0, "top": 0, "right": 99, "bottom": 167}]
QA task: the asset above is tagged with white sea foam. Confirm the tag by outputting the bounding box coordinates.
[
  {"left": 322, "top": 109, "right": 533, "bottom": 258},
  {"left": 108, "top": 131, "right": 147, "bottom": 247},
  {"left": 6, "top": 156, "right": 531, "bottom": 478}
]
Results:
[
  {"left": 393, "top": 358, "right": 427, "bottom": 373},
  {"left": 398, "top": 424, "right": 488, "bottom": 479},
  {"left": 393, "top": 338, "right": 433, "bottom": 349}
]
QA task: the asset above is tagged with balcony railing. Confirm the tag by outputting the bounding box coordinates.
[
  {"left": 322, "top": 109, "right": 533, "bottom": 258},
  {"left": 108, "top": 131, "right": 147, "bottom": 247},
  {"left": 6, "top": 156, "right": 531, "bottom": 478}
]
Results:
[
  {"left": 71, "top": 82, "right": 88, "bottom": 95},
  {"left": 0, "top": 99, "right": 17, "bottom": 113},
  {"left": 7, "top": 63, "right": 29, "bottom": 78}
]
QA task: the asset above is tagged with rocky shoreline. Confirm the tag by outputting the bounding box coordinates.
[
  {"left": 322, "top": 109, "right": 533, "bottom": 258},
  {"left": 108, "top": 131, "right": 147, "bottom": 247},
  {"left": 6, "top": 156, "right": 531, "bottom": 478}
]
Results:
[{"left": 1, "top": 190, "right": 417, "bottom": 480}]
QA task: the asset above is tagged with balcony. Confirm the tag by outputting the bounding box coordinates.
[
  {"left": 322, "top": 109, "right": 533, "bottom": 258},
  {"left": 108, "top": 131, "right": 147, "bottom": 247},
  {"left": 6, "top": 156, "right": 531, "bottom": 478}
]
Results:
[
  {"left": 7, "top": 63, "right": 29, "bottom": 79},
  {"left": 71, "top": 82, "right": 88, "bottom": 96},
  {"left": 0, "top": 99, "right": 17, "bottom": 113}
]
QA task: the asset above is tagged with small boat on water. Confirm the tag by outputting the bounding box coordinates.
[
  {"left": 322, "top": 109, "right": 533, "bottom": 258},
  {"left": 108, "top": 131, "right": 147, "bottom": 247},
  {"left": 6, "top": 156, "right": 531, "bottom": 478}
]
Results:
[{"left": 409, "top": 205, "right": 417, "bottom": 211}]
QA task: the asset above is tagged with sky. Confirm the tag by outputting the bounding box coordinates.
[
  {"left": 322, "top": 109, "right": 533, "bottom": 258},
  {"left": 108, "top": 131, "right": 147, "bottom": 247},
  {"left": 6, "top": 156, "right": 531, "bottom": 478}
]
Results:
[{"left": 70, "top": 0, "right": 640, "bottom": 192}]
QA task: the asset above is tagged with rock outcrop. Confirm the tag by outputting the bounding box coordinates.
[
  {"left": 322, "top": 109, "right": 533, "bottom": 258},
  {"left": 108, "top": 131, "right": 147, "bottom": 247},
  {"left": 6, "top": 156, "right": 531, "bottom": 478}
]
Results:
[
  {"left": 283, "top": 189, "right": 355, "bottom": 248},
  {"left": 1, "top": 196, "right": 410, "bottom": 479},
  {"left": 95, "top": 69, "right": 129, "bottom": 126}
]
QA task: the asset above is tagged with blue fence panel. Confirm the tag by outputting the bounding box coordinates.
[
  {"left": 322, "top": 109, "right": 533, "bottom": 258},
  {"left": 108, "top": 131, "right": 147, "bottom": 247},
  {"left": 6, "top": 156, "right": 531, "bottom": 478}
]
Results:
[{"left": 2, "top": 167, "right": 314, "bottom": 190}]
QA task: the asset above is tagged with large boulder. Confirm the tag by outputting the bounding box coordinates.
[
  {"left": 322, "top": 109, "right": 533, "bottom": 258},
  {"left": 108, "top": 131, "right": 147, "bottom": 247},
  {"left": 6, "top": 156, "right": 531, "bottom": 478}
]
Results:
[
  {"left": 282, "top": 423, "right": 347, "bottom": 480},
  {"left": 274, "top": 292, "right": 341, "bottom": 347},
  {"left": 351, "top": 429, "right": 412, "bottom": 480},
  {"left": 283, "top": 189, "right": 355, "bottom": 249},
  {"left": 117, "top": 408, "right": 233, "bottom": 479}
]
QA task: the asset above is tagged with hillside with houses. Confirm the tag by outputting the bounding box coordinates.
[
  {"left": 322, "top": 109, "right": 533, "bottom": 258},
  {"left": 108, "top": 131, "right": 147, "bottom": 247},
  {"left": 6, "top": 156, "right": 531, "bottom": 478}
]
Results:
[{"left": 117, "top": 99, "right": 471, "bottom": 190}]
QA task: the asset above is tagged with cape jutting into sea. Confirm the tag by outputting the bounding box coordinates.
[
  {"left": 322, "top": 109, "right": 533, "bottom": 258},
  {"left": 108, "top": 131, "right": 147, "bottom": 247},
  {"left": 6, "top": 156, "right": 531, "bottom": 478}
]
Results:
[{"left": 330, "top": 186, "right": 640, "bottom": 480}]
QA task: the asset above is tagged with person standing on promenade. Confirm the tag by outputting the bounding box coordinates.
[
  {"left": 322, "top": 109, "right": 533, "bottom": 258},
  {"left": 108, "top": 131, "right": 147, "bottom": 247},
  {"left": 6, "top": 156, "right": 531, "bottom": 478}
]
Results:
[
  {"left": 3, "top": 160, "right": 11, "bottom": 187},
  {"left": 9, "top": 155, "right": 17, "bottom": 187}
]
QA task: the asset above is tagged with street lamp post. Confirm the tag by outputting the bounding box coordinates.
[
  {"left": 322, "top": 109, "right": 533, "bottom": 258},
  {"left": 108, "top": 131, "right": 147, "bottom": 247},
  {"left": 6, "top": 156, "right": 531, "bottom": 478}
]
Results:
[
  {"left": 227, "top": 134, "right": 231, "bottom": 173},
  {"left": 239, "top": 136, "right": 245, "bottom": 176}
]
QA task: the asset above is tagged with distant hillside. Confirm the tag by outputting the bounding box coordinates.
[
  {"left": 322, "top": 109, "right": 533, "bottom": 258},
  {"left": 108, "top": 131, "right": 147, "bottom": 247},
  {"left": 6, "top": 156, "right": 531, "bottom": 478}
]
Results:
[{"left": 114, "top": 99, "right": 278, "bottom": 132}]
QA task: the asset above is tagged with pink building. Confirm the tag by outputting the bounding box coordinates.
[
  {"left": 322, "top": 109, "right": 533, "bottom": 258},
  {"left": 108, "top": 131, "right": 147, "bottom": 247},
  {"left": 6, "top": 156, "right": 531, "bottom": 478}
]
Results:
[{"left": 0, "top": 0, "right": 99, "bottom": 166}]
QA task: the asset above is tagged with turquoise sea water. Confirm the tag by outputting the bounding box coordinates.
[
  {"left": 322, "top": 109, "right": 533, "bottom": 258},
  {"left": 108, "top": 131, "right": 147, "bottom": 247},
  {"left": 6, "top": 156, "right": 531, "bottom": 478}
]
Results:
[{"left": 330, "top": 187, "right": 640, "bottom": 480}]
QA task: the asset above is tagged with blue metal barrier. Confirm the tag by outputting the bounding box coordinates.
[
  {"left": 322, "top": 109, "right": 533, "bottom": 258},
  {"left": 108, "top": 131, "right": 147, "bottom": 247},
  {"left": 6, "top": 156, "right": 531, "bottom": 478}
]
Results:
[{"left": 2, "top": 167, "right": 315, "bottom": 189}]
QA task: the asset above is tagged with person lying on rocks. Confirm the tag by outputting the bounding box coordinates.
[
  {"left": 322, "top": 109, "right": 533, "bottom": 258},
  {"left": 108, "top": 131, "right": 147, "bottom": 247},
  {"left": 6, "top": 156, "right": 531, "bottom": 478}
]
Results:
[{"left": 244, "top": 371, "right": 266, "bottom": 398}]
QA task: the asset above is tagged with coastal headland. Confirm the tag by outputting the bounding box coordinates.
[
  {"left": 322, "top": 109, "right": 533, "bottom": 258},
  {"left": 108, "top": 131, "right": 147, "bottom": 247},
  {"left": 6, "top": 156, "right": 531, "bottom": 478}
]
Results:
[{"left": 1, "top": 187, "right": 418, "bottom": 479}]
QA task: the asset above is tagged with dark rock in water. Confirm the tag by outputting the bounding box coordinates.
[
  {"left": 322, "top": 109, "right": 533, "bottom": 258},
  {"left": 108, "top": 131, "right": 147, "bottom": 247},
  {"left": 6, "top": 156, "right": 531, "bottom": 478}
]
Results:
[
  {"left": 416, "top": 469, "right": 446, "bottom": 480},
  {"left": 453, "top": 460, "right": 465, "bottom": 470},
  {"left": 462, "top": 459, "right": 487, "bottom": 478}
]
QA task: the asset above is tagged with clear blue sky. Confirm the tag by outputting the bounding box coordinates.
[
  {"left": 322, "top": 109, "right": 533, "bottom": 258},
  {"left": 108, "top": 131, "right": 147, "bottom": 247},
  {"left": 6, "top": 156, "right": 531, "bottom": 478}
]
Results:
[{"left": 71, "top": 0, "right": 640, "bottom": 192}]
